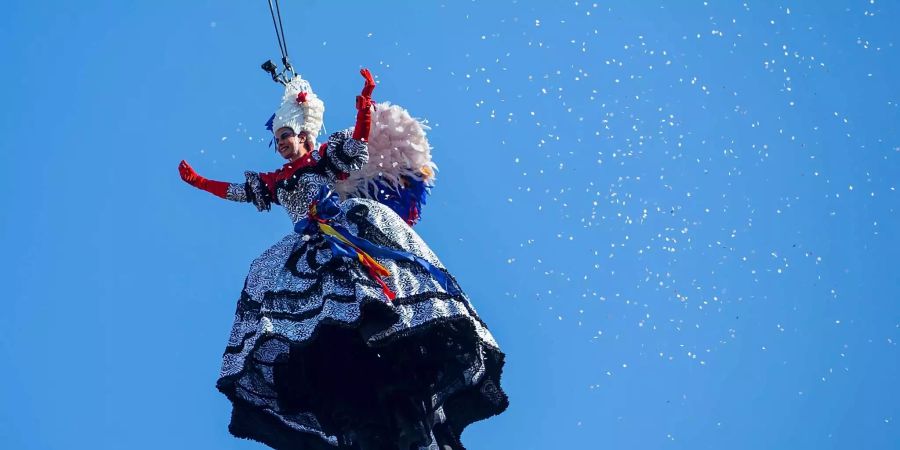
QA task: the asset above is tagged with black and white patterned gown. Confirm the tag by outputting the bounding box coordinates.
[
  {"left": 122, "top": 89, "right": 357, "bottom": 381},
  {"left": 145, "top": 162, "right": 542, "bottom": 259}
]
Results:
[{"left": 215, "top": 129, "right": 508, "bottom": 450}]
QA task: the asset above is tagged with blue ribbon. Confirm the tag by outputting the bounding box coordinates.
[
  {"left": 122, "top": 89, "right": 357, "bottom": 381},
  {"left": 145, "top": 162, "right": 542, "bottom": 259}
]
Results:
[{"left": 294, "top": 187, "right": 459, "bottom": 296}]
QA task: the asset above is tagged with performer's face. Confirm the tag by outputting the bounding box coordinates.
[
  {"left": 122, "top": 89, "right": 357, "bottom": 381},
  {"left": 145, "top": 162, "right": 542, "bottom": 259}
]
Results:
[{"left": 275, "top": 127, "right": 309, "bottom": 161}]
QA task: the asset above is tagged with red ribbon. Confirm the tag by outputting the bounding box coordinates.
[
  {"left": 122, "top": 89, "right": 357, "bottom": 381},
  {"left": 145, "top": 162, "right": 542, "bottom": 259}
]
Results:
[{"left": 307, "top": 199, "right": 397, "bottom": 302}]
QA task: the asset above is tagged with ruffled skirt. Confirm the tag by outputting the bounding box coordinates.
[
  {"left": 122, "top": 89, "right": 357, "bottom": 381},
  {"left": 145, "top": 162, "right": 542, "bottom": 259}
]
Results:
[{"left": 216, "top": 199, "right": 508, "bottom": 450}]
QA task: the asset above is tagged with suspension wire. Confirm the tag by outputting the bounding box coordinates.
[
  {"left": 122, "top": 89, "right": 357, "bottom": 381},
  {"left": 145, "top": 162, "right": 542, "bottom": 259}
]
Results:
[
  {"left": 273, "top": 0, "right": 292, "bottom": 73},
  {"left": 267, "top": 0, "right": 287, "bottom": 61},
  {"left": 262, "top": 0, "right": 296, "bottom": 84}
]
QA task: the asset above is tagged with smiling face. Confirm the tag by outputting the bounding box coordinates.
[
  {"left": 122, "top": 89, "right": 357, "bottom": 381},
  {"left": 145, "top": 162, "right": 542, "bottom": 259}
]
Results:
[{"left": 274, "top": 127, "right": 312, "bottom": 161}]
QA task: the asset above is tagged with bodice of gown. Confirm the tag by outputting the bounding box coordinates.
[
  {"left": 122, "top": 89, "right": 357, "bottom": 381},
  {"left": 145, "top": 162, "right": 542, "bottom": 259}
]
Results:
[
  {"left": 275, "top": 171, "right": 333, "bottom": 223},
  {"left": 225, "top": 129, "right": 369, "bottom": 224}
]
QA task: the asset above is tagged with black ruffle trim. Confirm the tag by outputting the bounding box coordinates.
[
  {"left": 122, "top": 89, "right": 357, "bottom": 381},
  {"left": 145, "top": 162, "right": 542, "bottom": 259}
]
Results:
[
  {"left": 228, "top": 398, "right": 342, "bottom": 450},
  {"left": 244, "top": 172, "right": 276, "bottom": 211},
  {"left": 217, "top": 314, "right": 507, "bottom": 450}
]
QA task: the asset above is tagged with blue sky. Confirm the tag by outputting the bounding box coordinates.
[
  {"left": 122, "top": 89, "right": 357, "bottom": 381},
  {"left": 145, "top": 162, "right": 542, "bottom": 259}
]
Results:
[{"left": 1, "top": 1, "right": 898, "bottom": 449}]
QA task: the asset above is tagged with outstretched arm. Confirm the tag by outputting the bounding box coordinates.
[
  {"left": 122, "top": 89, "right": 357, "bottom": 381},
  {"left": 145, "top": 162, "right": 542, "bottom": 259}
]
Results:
[
  {"left": 321, "top": 69, "right": 375, "bottom": 177},
  {"left": 178, "top": 160, "right": 230, "bottom": 198},
  {"left": 179, "top": 160, "right": 278, "bottom": 211},
  {"left": 352, "top": 68, "right": 376, "bottom": 142}
]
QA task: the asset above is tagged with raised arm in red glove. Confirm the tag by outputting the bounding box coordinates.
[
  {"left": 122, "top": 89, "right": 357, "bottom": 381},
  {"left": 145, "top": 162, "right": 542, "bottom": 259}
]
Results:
[
  {"left": 352, "top": 68, "right": 376, "bottom": 142},
  {"left": 178, "top": 160, "right": 229, "bottom": 199}
]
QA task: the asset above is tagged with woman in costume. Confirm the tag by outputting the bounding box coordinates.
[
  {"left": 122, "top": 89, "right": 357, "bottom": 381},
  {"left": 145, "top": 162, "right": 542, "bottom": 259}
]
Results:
[{"left": 178, "top": 69, "right": 508, "bottom": 450}]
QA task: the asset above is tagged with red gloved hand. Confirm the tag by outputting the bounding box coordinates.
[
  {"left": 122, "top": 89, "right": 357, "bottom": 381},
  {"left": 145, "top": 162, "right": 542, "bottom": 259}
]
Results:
[
  {"left": 179, "top": 160, "right": 203, "bottom": 186},
  {"left": 353, "top": 69, "right": 376, "bottom": 141},
  {"left": 179, "top": 160, "right": 229, "bottom": 198},
  {"left": 359, "top": 68, "right": 376, "bottom": 99}
]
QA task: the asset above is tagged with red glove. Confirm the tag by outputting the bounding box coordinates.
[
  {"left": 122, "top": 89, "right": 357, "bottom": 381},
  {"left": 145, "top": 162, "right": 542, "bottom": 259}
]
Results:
[
  {"left": 179, "top": 160, "right": 229, "bottom": 199},
  {"left": 359, "top": 68, "right": 376, "bottom": 98},
  {"left": 353, "top": 68, "right": 376, "bottom": 141}
]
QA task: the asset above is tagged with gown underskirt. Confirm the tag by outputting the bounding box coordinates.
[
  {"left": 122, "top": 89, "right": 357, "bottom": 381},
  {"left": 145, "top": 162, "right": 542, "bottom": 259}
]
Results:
[{"left": 215, "top": 197, "right": 508, "bottom": 450}]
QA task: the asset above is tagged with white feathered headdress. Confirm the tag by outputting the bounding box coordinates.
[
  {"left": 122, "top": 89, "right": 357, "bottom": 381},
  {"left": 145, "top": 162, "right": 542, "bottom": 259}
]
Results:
[{"left": 271, "top": 75, "right": 325, "bottom": 141}]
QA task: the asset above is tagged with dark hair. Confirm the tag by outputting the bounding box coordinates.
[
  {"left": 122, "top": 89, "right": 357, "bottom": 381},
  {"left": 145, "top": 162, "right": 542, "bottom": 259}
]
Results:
[{"left": 299, "top": 131, "right": 314, "bottom": 154}]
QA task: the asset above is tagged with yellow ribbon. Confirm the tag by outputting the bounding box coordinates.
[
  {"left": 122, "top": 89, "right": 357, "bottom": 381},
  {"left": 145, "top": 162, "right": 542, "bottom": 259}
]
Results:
[{"left": 316, "top": 222, "right": 391, "bottom": 277}]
